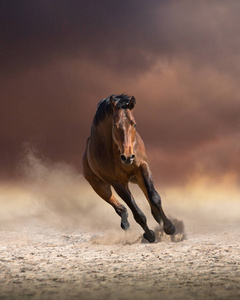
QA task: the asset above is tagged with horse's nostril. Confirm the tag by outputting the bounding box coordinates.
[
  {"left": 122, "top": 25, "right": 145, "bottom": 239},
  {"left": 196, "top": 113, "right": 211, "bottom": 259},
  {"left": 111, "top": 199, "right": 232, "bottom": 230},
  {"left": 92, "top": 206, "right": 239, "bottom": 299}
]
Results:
[
  {"left": 121, "top": 155, "right": 127, "bottom": 161},
  {"left": 121, "top": 154, "right": 135, "bottom": 164}
]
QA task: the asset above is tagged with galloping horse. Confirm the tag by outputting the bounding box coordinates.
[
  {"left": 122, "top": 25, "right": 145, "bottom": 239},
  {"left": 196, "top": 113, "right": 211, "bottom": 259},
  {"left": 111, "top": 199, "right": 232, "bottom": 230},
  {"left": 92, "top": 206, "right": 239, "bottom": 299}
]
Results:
[{"left": 82, "top": 94, "right": 175, "bottom": 242}]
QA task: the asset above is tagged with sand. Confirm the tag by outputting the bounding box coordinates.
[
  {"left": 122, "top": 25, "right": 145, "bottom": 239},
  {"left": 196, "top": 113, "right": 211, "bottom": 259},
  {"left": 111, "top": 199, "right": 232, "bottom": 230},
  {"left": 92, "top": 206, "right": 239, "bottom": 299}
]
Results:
[{"left": 0, "top": 195, "right": 239, "bottom": 300}]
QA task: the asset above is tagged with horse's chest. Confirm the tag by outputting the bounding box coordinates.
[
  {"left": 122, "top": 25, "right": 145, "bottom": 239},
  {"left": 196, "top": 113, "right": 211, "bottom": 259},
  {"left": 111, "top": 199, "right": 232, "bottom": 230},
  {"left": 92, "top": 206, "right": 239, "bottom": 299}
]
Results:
[
  {"left": 114, "top": 165, "right": 136, "bottom": 184},
  {"left": 88, "top": 142, "right": 135, "bottom": 184}
]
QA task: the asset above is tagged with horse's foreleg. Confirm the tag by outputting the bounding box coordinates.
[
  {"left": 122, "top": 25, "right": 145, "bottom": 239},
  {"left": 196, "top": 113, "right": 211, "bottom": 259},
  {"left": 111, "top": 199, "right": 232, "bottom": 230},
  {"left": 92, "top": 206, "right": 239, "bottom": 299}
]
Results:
[
  {"left": 138, "top": 162, "right": 175, "bottom": 235},
  {"left": 113, "top": 183, "right": 156, "bottom": 243},
  {"left": 82, "top": 155, "right": 129, "bottom": 230},
  {"left": 91, "top": 180, "right": 129, "bottom": 230}
]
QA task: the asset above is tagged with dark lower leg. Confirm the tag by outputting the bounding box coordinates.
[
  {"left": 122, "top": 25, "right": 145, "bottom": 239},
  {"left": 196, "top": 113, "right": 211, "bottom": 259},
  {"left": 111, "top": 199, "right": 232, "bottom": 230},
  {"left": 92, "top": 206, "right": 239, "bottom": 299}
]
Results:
[
  {"left": 114, "top": 184, "right": 155, "bottom": 243},
  {"left": 138, "top": 163, "right": 175, "bottom": 235},
  {"left": 151, "top": 206, "right": 162, "bottom": 224},
  {"left": 148, "top": 192, "right": 175, "bottom": 235},
  {"left": 114, "top": 204, "right": 130, "bottom": 230},
  {"left": 83, "top": 159, "right": 130, "bottom": 231},
  {"left": 157, "top": 204, "right": 175, "bottom": 235}
]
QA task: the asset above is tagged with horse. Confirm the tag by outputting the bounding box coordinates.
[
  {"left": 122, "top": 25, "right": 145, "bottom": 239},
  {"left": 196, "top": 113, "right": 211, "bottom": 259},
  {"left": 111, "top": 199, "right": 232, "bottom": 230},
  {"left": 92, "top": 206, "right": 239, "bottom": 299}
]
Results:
[{"left": 82, "top": 94, "right": 175, "bottom": 243}]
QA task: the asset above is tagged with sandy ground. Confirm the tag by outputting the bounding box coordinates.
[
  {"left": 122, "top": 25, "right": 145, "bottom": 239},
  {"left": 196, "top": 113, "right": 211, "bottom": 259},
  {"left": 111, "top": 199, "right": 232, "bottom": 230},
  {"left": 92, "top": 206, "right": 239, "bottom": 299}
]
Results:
[
  {"left": 0, "top": 157, "right": 239, "bottom": 300},
  {"left": 0, "top": 194, "right": 240, "bottom": 300}
]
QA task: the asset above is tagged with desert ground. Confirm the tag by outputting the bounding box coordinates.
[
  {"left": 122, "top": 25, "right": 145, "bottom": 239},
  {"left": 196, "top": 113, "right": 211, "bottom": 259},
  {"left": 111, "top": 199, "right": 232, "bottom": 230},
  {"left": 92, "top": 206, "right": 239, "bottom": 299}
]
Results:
[{"left": 0, "top": 161, "right": 239, "bottom": 300}]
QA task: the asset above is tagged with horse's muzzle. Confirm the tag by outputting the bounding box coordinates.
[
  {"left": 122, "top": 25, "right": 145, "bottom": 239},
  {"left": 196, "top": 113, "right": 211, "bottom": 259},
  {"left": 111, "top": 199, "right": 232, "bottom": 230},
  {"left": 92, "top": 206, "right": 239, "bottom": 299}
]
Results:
[{"left": 120, "top": 154, "right": 135, "bottom": 165}]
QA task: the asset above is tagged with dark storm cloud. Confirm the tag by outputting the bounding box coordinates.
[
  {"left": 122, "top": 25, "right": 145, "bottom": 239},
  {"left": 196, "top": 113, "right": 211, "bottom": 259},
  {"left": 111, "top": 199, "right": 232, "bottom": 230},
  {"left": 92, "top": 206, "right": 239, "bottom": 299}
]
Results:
[
  {"left": 1, "top": 0, "right": 159, "bottom": 75},
  {"left": 1, "top": 0, "right": 240, "bottom": 185},
  {"left": 2, "top": 0, "right": 240, "bottom": 75}
]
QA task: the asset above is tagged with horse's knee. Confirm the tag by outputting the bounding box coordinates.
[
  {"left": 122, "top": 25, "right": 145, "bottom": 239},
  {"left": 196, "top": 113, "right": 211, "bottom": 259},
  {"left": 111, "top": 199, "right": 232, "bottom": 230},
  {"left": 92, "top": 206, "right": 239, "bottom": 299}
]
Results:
[{"left": 115, "top": 204, "right": 128, "bottom": 217}]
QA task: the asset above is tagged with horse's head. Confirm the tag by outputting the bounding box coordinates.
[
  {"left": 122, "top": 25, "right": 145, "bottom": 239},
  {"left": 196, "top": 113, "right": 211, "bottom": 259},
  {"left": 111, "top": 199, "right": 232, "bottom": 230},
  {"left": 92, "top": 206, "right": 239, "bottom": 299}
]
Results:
[{"left": 110, "top": 95, "right": 137, "bottom": 165}]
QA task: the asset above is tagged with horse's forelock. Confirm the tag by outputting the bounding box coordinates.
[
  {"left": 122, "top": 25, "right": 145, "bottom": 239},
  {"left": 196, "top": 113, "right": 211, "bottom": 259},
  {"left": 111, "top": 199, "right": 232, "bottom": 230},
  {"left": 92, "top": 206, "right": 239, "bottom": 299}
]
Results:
[
  {"left": 93, "top": 94, "right": 136, "bottom": 126},
  {"left": 114, "top": 94, "right": 136, "bottom": 110}
]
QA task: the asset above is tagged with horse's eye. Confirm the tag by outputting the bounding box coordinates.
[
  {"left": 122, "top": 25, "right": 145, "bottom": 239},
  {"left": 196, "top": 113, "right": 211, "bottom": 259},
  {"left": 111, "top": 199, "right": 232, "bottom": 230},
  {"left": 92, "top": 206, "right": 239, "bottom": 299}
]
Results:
[{"left": 133, "top": 123, "right": 136, "bottom": 128}]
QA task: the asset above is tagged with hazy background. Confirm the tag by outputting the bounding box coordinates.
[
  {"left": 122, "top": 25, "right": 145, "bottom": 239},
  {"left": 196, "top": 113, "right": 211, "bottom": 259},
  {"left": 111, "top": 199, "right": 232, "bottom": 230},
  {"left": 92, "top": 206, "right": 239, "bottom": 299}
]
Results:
[{"left": 1, "top": 1, "right": 240, "bottom": 222}]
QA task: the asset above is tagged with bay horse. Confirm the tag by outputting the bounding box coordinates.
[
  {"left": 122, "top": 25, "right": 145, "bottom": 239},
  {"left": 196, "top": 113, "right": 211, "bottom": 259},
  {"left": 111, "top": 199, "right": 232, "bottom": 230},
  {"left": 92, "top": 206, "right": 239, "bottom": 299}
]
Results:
[{"left": 82, "top": 94, "right": 175, "bottom": 242}]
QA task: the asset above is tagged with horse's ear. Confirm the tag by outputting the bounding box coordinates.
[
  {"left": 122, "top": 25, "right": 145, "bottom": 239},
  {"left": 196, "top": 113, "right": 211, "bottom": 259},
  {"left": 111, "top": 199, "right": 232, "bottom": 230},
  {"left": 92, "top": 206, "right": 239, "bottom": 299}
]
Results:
[
  {"left": 109, "top": 96, "right": 117, "bottom": 109},
  {"left": 129, "top": 96, "right": 136, "bottom": 110}
]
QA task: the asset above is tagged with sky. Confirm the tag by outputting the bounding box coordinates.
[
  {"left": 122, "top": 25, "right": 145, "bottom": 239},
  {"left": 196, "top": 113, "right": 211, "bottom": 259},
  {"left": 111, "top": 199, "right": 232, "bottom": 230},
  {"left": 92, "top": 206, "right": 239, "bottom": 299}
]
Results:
[{"left": 1, "top": 0, "right": 240, "bottom": 187}]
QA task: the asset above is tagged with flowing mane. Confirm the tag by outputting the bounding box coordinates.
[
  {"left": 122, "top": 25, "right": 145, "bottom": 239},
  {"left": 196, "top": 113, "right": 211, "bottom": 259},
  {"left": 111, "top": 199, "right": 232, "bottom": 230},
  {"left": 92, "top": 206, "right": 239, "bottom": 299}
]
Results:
[{"left": 93, "top": 94, "right": 134, "bottom": 126}]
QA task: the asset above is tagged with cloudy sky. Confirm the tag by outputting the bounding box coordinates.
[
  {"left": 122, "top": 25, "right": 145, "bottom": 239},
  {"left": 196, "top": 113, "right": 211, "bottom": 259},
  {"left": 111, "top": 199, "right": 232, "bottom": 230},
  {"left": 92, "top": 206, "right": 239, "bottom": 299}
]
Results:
[{"left": 1, "top": 0, "right": 240, "bottom": 187}]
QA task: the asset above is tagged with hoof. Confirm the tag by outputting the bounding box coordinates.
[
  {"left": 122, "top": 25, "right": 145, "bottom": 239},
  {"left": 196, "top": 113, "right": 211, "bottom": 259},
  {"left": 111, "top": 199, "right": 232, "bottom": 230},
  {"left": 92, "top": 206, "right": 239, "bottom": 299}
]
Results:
[
  {"left": 143, "top": 230, "right": 156, "bottom": 243},
  {"left": 164, "top": 223, "right": 175, "bottom": 235},
  {"left": 121, "top": 220, "right": 130, "bottom": 230}
]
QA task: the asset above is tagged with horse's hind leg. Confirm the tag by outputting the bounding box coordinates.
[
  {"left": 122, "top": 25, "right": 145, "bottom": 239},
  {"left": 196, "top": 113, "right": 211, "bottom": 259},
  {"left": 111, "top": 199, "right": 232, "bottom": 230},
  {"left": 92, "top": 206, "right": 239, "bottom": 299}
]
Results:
[
  {"left": 137, "top": 163, "right": 175, "bottom": 235},
  {"left": 82, "top": 156, "right": 129, "bottom": 230},
  {"left": 113, "top": 183, "right": 156, "bottom": 243}
]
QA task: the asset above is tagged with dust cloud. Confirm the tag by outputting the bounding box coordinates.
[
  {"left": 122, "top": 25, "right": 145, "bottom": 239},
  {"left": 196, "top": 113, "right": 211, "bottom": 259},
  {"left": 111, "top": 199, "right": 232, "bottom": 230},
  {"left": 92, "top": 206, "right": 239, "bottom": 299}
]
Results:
[
  {"left": 1, "top": 146, "right": 240, "bottom": 237},
  {"left": 0, "top": 147, "right": 188, "bottom": 243},
  {"left": 0, "top": 146, "right": 239, "bottom": 243},
  {"left": 0, "top": 147, "right": 121, "bottom": 231}
]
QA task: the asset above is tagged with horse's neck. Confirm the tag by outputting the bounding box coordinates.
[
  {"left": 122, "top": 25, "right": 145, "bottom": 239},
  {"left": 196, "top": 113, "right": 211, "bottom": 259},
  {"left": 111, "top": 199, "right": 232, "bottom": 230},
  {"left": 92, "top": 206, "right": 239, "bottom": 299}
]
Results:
[{"left": 91, "top": 118, "right": 113, "bottom": 147}]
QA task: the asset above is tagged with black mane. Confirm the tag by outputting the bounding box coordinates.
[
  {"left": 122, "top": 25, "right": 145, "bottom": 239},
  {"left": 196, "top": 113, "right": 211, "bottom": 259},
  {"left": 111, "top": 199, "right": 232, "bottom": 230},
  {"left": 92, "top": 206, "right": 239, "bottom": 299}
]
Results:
[{"left": 93, "top": 94, "right": 134, "bottom": 126}]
